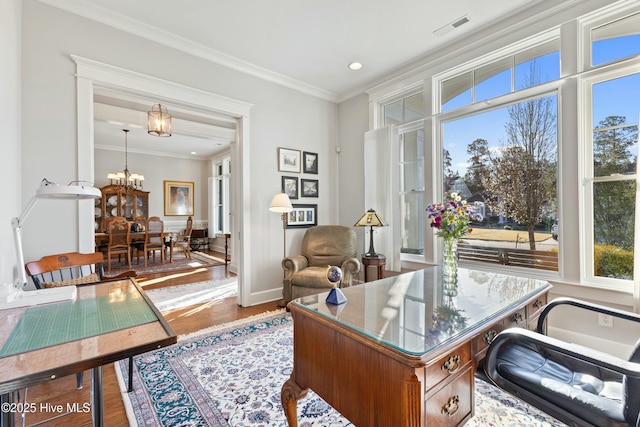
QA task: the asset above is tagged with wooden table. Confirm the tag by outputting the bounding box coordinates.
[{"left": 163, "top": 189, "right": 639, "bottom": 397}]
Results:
[
  {"left": 0, "top": 278, "right": 176, "bottom": 427},
  {"left": 281, "top": 266, "right": 551, "bottom": 427},
  {"left": 362, "top": 254, "right": 386, "bottom": 282},
  {"left": 95, "top": 232, "right": 175, "bottom": 262}
]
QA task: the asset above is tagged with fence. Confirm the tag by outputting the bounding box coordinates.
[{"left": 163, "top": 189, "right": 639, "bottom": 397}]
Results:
[{"left": 458, "top": 243, "right": 558, "bottom": 271}]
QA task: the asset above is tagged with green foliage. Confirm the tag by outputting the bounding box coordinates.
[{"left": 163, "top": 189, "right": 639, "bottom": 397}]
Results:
[{"left": 594, "top": 244, "right": 634, "bottom": 279}]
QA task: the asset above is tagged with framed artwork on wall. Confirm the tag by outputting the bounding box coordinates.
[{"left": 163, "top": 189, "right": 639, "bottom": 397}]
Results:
[
  {"left": 303, "top": 151, "right": 318, "bottom": 174},
  {"left": 164, "top": 180, "right": 194, "bottom": 216},
  {"left": 281, "top": 176, "right": 299, "bottom": 199},
  {"left": 301, "top": 179, "right": 319, "bottom": 197},
  {"left": 278, "top": 147, "right": 301, "bottom": 173},
  {"left": 286, "top": 204, "right": 317, "bottom": 228}
]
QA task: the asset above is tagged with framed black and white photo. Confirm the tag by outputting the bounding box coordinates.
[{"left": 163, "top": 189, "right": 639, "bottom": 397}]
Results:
[
  {"left": 278, "top": 147, "right": 301, "bottom": 173},
  {"left": 303, "top": 151, "right": 318, "bottom": 174},
  {"left": 301, "top": 179, "right": 319, "bottom": 197},
  {"left": 286, "top": 204, "right": 317, "bottom": 228},
  {"left": 281, "top": 176, "right": 298, "bottom": 199}
]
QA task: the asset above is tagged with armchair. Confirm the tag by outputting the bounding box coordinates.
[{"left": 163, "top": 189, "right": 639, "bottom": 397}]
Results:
[
  {"left": 484, "top": 297, "right": 640, "bottom": 427},
  {"left": 282, "top": 225, "right": 361, "bottom": 303}
]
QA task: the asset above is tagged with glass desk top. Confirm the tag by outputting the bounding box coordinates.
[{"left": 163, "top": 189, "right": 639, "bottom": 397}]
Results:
[{"left": 294, "top": 266, "right": 551, "bottom": 356}]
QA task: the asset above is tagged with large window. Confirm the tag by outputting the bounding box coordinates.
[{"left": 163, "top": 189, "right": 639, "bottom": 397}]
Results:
[{"left": 213, "top": 157, "right": 231, "bottom": 235}]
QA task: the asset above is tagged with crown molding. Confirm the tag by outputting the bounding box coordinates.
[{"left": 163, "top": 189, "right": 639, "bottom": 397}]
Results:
[{"left": 38, "top": 0, "right": 338, "bottom": 103}]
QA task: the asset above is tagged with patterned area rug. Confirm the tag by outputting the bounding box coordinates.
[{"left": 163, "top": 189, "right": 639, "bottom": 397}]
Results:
[
  {"left": 106, "top": 251, "right": 225, "bottom": 275},
  {"left": 145, "top": 278, "right": 237, "bottom": 312},
  {"left": 116, "top": 312, "right": 567, "bottom": 427}
]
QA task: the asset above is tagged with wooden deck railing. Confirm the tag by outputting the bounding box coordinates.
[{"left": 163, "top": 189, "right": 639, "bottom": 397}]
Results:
[{"left": 458, "top": 243, "right": 558, "bottom": 271}]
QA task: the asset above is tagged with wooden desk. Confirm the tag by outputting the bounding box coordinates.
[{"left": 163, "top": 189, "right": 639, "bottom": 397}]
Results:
[
  {"left": 362, "top": 254, "right": 386, "bottom": 282},
  {"left": 281, "top": 266, "right": 550, "bottom": 427},
  {"left": 0, "top": 278, "right": 176, "bottom": 427}
]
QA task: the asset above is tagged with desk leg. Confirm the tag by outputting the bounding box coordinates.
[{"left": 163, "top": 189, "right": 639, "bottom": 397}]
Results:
[
  {"left": 281, "top": 377, "right": 308, "bottom": 427},
  {"left": 1, "top": 392, "right": 15, "bottom": 427},
  {"left": 91, "top": 366, "right": 103, "bottom": 427}
]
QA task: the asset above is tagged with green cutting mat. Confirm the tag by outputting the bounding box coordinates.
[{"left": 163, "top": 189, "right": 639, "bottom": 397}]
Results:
[{"left": 0, "top": 293, "right": 158, "bottom": 358}]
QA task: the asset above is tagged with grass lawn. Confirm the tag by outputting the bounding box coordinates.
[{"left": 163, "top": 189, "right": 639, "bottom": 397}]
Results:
[{"left": 466, "top": 228, "right": 553, "bottom": 242}]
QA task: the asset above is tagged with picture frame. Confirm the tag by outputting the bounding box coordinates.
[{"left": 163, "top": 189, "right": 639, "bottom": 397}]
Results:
[
  {"left": 281, "top": 176, "right": 299, "bottom": 199},
  {"left": 303, "top": 151, "right": 318, "bottom": 174},
  {"left": 164, "top": 180, "right": 194, "bottom": 216},
  {"left": 278, "top": 147, "right": 301, "bottom": 173},
  {"left": 301, "top": 179, "right": 319, "bottom": 197},
  {"left": 286, "top": 204, "right": 317, "bottom": 228}
]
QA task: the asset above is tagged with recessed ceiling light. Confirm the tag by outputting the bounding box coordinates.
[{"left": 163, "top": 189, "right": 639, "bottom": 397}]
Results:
[
  {"left": 191, "top": 151, "right": 197, "bottom": 155},
  {"left": 348, "top": 62, "right": 363, "bottom": 71}
]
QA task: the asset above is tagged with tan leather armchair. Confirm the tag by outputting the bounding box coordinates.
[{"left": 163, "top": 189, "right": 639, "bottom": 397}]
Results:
[{"left": 282, "top": 225, "right": 361, "bottom": 303}]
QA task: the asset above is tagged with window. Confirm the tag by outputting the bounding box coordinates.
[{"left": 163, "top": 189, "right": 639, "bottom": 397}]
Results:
[
  {"left": 591, "top": 12, "right": 640, "bottom": 66},
  {"left": 213, "top": 157, "right": 231, "bottom": 234}
]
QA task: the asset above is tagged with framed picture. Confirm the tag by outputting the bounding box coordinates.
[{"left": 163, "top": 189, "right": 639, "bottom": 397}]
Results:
[
  {"left": 301, "top": 179, "right": 319, "bottom": 197},
  {"left": 286, "top": 204, "right": 317, "bottom": 228},
  {"left": 164, "top": 180, "right": 194, "bottom": 216},
  {"left": 303, "top": 151, "right": 318, "bottom": 174},
  {"left": 278, "top": 147, "right": 301, "bottom": 173},
  {"left": 281, "top": 176, "right": 299, "bottom": 199}
]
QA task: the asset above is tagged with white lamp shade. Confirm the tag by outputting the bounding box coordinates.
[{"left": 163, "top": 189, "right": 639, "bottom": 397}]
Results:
[
  {"left": 269, "top": 193, "right": 293, "bottom": 213},
  {"left": 35, "top": 184, "right": 101, "bottom": 199}
]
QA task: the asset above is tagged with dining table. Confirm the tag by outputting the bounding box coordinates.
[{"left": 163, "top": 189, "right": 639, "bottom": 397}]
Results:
[{"left": 94, "top": 231, "right": 176, "bottom": 262}]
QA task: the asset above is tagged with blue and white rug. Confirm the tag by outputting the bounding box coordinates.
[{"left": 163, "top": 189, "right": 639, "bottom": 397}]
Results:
[{"left": 116, "top": 311, "right": 566, "bottom": 426}]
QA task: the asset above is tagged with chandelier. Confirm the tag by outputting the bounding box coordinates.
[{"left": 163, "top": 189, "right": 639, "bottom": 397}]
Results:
[
  {"left": 107, "top": 129, "right": 145, "bottom": 190},
  {"left": 147, "top": 103, "right": 172, "bottom": 137}
]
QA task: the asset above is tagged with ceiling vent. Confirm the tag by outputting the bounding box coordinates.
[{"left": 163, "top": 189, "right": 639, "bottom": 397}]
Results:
[{"left": 433, "top": 14, "right": 470, "bottom": 36}]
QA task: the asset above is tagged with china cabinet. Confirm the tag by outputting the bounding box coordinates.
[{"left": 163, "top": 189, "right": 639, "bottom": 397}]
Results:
[{"left": 95, "top": 185, "right": 149, "bottom": 231}]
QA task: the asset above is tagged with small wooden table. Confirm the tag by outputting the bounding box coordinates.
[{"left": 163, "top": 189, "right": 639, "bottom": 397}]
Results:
[
  {"left": 0, "top": 278, "right": 176, "bottom": 427},
  {"left": 281, "top": 266, "right": 551, "bottom": 427},
  {"left": 362, "top": 254, "right": 386, "bottom": 282}
]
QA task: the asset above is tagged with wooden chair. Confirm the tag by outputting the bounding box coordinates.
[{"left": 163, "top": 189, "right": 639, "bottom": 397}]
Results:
[
  {"left": 25, "top": 252, "right": 137, "bottom": 391},
  {"left": 142, "top": 216, "right": 165, "bottom": 267},
  {"left": 106, "top": 216, "right": 132, "bottom": 271},
  {"left": 173, "top": 216, "right": 193, "bottom": 259}
]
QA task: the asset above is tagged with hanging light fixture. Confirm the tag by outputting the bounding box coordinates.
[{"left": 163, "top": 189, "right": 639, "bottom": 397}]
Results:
[
  {"left": 147, "top": 103, "right": 172, "bottom": 137},
  {"left": 107, "top": 129, "right": 145, "bottom": 189}
]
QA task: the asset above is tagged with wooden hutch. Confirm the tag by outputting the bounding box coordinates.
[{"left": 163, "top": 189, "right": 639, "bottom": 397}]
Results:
[{"left": 95, "top": 185, "right": 149, "bottom": 231}]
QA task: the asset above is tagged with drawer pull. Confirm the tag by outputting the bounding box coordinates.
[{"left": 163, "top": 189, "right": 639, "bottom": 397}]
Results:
[
  {"left": 533, "top": 299, "right": 544, "bottom": 309},
  {"left": 441, "top": 354, "right": 461, "bottom": 374},
  {"left": 511, "top": 312, "right": 524, "bottom": 324},
  {"left": 441, "top": 395, "right": 460, "bottom": 417},
  {"left": 483, "top": 329, "right": 497, "bottom": 344}
]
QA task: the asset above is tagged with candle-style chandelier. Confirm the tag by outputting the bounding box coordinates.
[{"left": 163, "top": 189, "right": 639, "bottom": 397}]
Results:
[{"left": 107, "top": 129, "right": 145, "bottom": 190}]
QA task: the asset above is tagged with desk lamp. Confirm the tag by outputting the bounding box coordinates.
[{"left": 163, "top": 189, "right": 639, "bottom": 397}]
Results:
[
  {"left": 1, "top": 179, "right": 101, "bottom": 309},
  {"left": 354, "top": 208, "right": 388, "bottom": 258}
]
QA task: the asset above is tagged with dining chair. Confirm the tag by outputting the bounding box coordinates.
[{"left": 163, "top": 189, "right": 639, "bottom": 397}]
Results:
[
  {"left": 25, "top": 252, "right": 137, "bottom": 391},
  {"left": 106, "top": 216, "right": 132, "bottom": 271},
  {"left": 173, "top": 216, "right": 193, "bottom": 259},
  {"left": 142, "top": 216, "right": 165, "bottom": 267}
]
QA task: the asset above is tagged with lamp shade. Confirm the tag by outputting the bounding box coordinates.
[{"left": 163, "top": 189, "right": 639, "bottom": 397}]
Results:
[
  {"left": 35, "top": 183, "right": 101, "bottom": 199},
  {"left": 269, "top": 193, "right": 293, "bottom": 213},
  {"left": 354, "top": 208, "right": 388, "bottom": 227}
]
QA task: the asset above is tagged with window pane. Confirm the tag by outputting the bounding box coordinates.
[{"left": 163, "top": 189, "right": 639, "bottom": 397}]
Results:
[
  {"left": 592, "top": 12, "right": 640, "bottom": 66},
  {"left": 401, "top": 192, "right": 424, "bottom": 254},
  {"left": 593, "top": 180, "right": 635, "bottom": 279},
  {"left": 384, "top": 100, "right": 403, "bottom": 125},
  {"left": 401, "top": 130, "right": 425, "bottom": 192},
  {"left": 475, "top": 57, "right": 512, "bottom": 102},
  {"left": 404, "top": 93, "right": 424, "bottom": 122},
  {"left": 514, "top": 51, "right": 559, "bottom": 90},
  {"left": 442, "top": 71, "right": 472, "bottom": 112},
  {"left": 592, "top": 73, "right": 640, "bottom": 177}
]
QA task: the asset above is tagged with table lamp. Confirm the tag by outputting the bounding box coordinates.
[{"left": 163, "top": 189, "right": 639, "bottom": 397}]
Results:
[
  {"left": 1, "top": 178, "right": 101, "bottom": 310},
  {"left": 354, "top": 208, "right": 388, "bottom": 258}
]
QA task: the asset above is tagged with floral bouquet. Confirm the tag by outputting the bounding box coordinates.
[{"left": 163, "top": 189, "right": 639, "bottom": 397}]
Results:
[{"left": 426, "top": 192, "right": 483, "bottom": 240}]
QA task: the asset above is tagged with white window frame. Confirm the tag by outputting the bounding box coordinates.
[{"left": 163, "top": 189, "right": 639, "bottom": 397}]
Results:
[{"left": 213, "top": 156, "right": 231, "bottom": 235}]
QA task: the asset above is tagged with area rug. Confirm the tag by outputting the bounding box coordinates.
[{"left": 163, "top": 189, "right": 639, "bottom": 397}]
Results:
[
  {"left": 116, "top": 312, "right": 566, "bottom": 427},
  {"left": 145, "top": 278, "right": 237, "bottom": 312},
  {"left": 106, "top": 251, "right": 226, "bottom": 276}
]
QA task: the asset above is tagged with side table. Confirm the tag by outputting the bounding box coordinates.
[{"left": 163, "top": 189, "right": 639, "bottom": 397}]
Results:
[{"left": 362, "top": 254, "right": 386, "bottom": 282}]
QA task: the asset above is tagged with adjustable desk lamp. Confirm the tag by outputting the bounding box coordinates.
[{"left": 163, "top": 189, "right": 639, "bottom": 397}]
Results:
[{"left": 1, "top": 179, "right": 101, "bottom": 310}]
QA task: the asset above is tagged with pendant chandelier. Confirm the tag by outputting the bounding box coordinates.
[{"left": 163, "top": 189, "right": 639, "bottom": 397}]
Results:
[
  {"left": 107, "top": 129, "right": 145, "bottom": 190},
  {"left": 147, "top": 103, "right": 172, "bottom": 137}
]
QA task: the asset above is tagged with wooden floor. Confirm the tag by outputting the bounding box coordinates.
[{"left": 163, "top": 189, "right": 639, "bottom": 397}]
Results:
[{"left": 20, "top": 250, "right": 280, "bottom": 427}]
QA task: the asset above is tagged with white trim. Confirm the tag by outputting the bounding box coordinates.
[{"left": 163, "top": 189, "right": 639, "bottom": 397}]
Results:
[{"left": 73, "top": 55, "right": 254, "bottom": 306}]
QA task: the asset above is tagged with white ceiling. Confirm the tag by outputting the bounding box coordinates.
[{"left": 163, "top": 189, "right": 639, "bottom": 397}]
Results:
[{"left": 41, "top": 0, "right": 554, "bottom": 158}]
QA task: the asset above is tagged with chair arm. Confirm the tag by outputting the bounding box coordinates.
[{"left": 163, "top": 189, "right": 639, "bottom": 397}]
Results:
[
  {"left": 340, "top": 257, "right": 361, "bottom": 287},
  {"left": 536, "top": 297, "right": 640, "bottom": 334},
  {"left": 485, "top": 328, "right": 640, "bottom": 383},
  {"left": 282, "top": 255, "right": 308, "bottom": 273},
  {"left": 104, "top": 270, "right": 138, "bottom": 280}
]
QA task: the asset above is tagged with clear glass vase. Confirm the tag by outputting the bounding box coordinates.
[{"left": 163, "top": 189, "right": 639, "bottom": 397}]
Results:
[{"left": 442, "top": 237, "right": 459, "bottom": 290}]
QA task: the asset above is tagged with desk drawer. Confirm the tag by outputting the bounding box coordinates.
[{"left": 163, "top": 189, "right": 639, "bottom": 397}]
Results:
[
  {"left": 425, "top": 366, "right": 473, "bottom": 427},
  {"left": 527, "top": 293, "right": 547, "bottom": 318},
  {"left": 424, "top": 342, "right": 472, "bottom": 391},
  {"left": 473, "top": 322, "right": 505, "bottom": 359},
  {"left": 504, "top": 307, "right": 527, "bottom": 328}
]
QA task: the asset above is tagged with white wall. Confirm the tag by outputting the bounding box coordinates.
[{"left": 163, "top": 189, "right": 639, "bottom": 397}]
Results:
[
  {"left": 0, "top": 0, "right": 21, "bottom": 285},
  {"left": 20, "top": 0, "right": 338, "bottom": 304}
]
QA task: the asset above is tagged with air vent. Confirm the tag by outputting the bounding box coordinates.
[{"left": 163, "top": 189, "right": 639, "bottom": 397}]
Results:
[
  {"left": 433, "top": 14, "right": 471, "bottom": 36},
  {"left": 452, "top": 16, "right": 469, "bottom": 28}
]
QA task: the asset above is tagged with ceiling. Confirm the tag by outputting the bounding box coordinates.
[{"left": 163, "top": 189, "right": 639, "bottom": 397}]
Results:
[{"left": 42, "top": 0, "right": 555, "bottom": 158}]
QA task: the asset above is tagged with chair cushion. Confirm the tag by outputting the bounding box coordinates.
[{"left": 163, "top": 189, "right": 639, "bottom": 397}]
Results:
[
  {"left": 496, "top": 341, "right": 626, "bottom": 426},
  {"left": 623, "top": 339, "right": 640, "bottom": 424},
  {"left": 301, "top": 226, "right": 357, "bottom": 267},
  {"left": 43, "top": 272, "right": 100, "bottom": 288}
]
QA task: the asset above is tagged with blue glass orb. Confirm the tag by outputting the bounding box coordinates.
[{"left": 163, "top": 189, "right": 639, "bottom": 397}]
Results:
[{"left": 326, "top": 266, "right": 343, "bottom": 285}]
